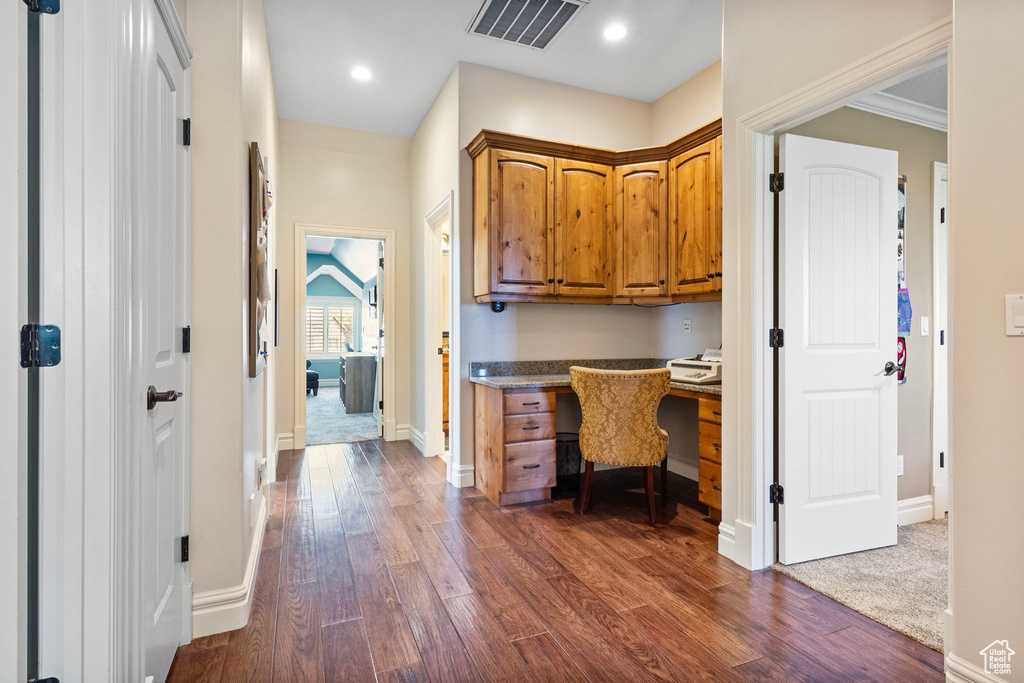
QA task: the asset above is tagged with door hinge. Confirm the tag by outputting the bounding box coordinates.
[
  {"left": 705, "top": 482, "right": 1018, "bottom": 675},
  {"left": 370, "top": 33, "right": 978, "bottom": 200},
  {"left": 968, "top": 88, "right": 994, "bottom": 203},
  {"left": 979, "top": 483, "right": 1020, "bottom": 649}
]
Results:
[
  {"left": 940, "top": 207, "right": 945, "bottom": 224},
  {"left": 769, "top": 172, "right": 784, "bottom": 193},
  {"left": 378, "top": 400, "right": 383, "bottom": 410},
  {"left": 182, "top": 118, "right": 191, "bottom": 146},
  {"left": 769, "top": 327, "right": 784, "bottom": 348},
  {"left": 23, "top": 0, "right": 60, "bottom": 14},
  {"left": 438, "top": 347, "right": 444, "bottom": 355},
  {"left": 20, "top": 324, "right": 61, "bottom": 368},
  {"left": 180, "top": 535, "right": 189, "bottom": 563},
  {"left": 379, "top": 257, "right": 384, "bottom": 269},
  {"left": 940, "top": 330, "right": 945, "bottom": 346},
  {"left": 939, "top": 451, "right": 945, "bottom": 468},
  {"left": 769, "top": 483, "right": 785, "bottom": 505},
  {"left": 182, "top": 326, "right": 191, "bottom": 353},
  {"left": 379, "top": 328, "right": 384, "bottom": 339}
]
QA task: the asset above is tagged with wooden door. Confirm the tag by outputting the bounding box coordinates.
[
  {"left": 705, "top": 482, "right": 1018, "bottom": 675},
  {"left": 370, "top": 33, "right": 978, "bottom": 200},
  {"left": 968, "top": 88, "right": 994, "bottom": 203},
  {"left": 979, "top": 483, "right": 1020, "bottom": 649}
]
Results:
[
  {"left": 714, "top": 135, "right": 723, "bottom": 291},
  {"left": 668, "top": 140, "right": 718, "bottom": 295},
  {"left": 778, "top": 133, "right": 898, "bottom": 564},
  {"left": 554, "top": 159, "right": 614, "bottom": 296},
  {"left": 489, "top": 150, "right": 555, "bottom": 295},
  {"left": 614, "top": 161, "right": 668, "bottom": 297}
]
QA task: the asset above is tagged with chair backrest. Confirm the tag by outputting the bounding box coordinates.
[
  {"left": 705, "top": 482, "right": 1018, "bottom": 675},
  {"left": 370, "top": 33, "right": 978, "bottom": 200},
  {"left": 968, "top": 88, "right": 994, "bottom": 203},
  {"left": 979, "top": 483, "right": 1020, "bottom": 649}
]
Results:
[
  {"left": 306, "top": 359, "right": 312, "bottom": 369},
  {"left": 569, "top": 367, "right": 671, "bottom": 467}
]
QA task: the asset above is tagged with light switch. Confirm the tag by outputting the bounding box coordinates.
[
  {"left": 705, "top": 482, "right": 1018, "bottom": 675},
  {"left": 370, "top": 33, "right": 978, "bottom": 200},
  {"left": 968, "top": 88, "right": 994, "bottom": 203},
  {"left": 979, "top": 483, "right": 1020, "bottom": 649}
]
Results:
[
  {"left": 1006, "top": 294, "right": 1024, "bottom": 336},
  {"left": 920, "top": 316, "right": 929, "bottom": 336}
]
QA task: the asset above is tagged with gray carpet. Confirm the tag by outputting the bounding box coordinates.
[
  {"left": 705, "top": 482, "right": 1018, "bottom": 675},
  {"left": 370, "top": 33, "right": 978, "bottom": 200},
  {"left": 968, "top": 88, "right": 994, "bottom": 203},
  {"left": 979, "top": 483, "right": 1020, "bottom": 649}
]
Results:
[
  {"left": 774, "top": 517, "right": 947, "bottom": 651},
  {"left": 305, "top": 389, "right": 379, "bottom": 445}
]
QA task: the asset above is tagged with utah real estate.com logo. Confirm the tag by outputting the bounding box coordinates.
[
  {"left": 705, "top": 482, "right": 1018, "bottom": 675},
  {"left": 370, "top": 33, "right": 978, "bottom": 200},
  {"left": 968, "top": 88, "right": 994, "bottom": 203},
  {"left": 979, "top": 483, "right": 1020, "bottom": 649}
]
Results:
[{"left": 980, "top": 640, "right": 1014, "bottom": 676}]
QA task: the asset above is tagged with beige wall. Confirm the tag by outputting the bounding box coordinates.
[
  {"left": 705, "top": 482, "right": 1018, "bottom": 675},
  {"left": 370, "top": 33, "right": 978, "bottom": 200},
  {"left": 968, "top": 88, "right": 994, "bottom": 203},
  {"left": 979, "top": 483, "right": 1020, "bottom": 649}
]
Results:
[
  {"left": 410, "top": 68, "right": 460, "bottom": 456},
  {"left": 720, "top": 0, "right": 952, "bottom": 566},
  {"left": 275, "top": 119, "right": 412, "bottom": 445},
  {"left": 186, "top": 0, "right": 278, "bottom": 618},
  {"left": 787, "top": 107, "right": 946, "bottom": 501},
  {"left": 652, "top": 61, "right": 722, "bottom": 144},
  {"left": 949, "top": 0, "right": 1024, "bottom": 670}
]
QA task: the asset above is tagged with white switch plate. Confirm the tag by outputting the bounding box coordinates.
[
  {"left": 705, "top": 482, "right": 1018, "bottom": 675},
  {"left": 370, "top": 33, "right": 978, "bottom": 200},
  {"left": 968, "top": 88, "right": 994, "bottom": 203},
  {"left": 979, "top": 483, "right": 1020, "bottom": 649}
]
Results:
[
  {"left": 1006, "top": 294, "right": 1024, "bottom": 336},
  {"left": 249, "top": 493, "right": 258, "bottom": 528},
  {"left": 920, "top": 316, "right": 929, "bottom": 336},
  {"left": 896, "top": 454, "right": 904, "bottom": 476},
  {"left": 683, "top": 318, "right": 692, "bottom": 333}
]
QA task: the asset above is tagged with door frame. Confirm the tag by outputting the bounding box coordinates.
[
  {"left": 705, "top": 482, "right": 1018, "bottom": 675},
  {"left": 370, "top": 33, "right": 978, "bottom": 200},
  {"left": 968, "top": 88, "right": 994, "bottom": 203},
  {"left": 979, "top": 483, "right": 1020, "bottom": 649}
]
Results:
[
  {"left": 931, "top": 161, "right": 950, "bottom": 518},
  {"left": 424, "top": 194, "right": 454, "bottom": 462},
  {"left": 724, "top": 17, "right": 952, "bottom": 572},
  {"left": 293, "top": 223, "right": 397, "bottom": 444}
]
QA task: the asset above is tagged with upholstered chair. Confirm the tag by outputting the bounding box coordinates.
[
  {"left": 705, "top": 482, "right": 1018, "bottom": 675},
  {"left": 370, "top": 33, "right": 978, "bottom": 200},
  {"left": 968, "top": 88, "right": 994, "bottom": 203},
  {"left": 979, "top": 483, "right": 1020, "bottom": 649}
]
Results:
[{"left": 569, "top": 366, "right": 671, "bottom": 524}]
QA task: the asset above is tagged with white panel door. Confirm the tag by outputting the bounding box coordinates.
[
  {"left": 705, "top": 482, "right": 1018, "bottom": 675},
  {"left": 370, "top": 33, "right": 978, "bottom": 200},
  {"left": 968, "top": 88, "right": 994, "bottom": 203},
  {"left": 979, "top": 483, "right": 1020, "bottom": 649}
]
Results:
[
  {"left": 932, "top": 162, "right": 949, "bottom": 516},
  {"left": 136, "top": 0, "right": 189, "bottom": 680},
  {"left": 779, "top": 134, "right": 898, "bottom": 565}
]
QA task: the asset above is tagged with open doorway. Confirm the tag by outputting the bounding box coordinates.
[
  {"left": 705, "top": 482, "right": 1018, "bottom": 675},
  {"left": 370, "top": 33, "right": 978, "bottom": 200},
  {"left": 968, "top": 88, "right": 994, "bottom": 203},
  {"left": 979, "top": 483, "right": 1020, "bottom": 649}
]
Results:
[
  {"left": 302, "top": 233, "right": 383, "bottom": 444},
  {"left": 424, "top": 195, "right": 454, "bottom": 462},
  {"left": 770, "top": 62, "right": 949, "bottom": 652}
]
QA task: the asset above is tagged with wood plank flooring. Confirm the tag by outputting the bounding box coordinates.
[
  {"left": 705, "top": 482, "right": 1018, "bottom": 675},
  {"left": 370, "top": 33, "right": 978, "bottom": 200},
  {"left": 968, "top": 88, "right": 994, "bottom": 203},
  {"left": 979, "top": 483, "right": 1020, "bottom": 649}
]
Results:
[{"left": 167, "top": 440, "right": 944, "bottom": 682}]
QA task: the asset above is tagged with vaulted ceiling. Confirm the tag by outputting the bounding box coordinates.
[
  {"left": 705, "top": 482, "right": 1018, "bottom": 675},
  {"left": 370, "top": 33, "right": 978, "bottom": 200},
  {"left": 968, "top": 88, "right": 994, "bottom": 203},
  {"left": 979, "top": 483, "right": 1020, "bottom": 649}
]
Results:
[{"left": 263, "top": 0, "right": 723, "bottom": 136}]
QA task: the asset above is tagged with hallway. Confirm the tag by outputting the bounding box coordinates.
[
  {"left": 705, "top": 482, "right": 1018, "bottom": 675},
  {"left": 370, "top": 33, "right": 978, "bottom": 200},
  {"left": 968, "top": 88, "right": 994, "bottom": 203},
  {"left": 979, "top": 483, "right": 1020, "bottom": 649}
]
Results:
[{"left": 167, "top": 441, "right": 944, "bottom": 682}]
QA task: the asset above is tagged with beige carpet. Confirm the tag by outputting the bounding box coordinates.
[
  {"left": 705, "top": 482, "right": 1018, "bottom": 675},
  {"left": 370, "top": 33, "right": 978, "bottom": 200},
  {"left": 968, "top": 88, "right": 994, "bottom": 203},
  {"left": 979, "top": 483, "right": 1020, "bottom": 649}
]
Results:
[{"left": 773, "top": 517, "right": 947, "bottom": 651}]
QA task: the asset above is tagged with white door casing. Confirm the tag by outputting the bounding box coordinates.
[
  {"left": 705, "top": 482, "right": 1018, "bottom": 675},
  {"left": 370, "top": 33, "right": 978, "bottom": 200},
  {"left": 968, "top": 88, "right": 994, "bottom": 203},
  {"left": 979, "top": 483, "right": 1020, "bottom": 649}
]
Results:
[
  {"left": 135, "top": 0, "right": 190, "bottom": 679},
  {"left": 376, "top": 239, "right": 385, "bottom": 438},
  {"left": 778, "top": 134, "right": 899, "bottom": 565},
  {"left": 932, "top": 161, "right": 949, "bottom": 518}
]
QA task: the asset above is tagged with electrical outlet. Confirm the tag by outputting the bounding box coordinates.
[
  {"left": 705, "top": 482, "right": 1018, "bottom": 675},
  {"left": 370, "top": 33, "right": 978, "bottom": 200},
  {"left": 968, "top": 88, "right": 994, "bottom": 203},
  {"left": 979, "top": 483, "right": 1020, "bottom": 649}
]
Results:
[
  {"left": 683, "top": 318, "right": 692, "bottom": 333},
  {"left": 896, "top": 454, "right": 904, "bottom": 476},
  {"left": 249, "top": 493, "right": 258, "bottom": 528}
]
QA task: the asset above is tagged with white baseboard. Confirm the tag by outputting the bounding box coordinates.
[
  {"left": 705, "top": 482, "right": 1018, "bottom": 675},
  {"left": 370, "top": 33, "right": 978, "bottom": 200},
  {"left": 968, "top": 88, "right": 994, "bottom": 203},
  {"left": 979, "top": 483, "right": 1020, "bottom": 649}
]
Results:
[
  {"left": 591, "top": 453, "right": 698, "bottom": 480},
  {"left": 276, "top": 432, "right": 294, "bottom": 451},
  {"left": 397, "top": 424, "right": 425, "bottom": 453},
  {"left": 945, "top": 653, "right": 1004, "bottom": 683},
  {"left": 451, "top": 463, "right": 474, "bottom": 488},
  {"left": 932, "top": 481, "right": 949, "bottom": 519},
  {"left": 317, "top": 379, "right": 340, "bottom": 388},
  {"left": 191, "top": 494, "right": 267, "bottom": 638},
  {"left": 718, "top": 522, "right": 737, "bottom": 561},
  {"left": 897, "top": 494, "right": 935, "bottom": 526}
]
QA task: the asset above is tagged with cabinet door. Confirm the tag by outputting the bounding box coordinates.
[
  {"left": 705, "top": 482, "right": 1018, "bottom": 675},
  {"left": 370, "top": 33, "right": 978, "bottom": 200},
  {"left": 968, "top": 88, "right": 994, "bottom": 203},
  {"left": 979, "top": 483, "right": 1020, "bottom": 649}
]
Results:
[
  {"left": 554, "top": 159, "right": 614, "bottom": 296},
  {"left": 489, "top": 150, "right": 555, "bottom": 295},
  {"left": 614, "top": 161, "right": 668, "bottom": 297},
  {"left": 668, "top": 140, "right": 718, "bottom": 295},
  {"left": 713, "top": 135, "right": 723, "bottom": 291}
]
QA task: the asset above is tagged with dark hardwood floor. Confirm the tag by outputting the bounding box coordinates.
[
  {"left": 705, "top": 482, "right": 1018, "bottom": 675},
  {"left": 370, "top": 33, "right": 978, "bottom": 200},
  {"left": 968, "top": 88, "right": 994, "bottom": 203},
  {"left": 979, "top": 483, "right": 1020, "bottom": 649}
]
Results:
[{"left": 167, "top": 440, "right": 944, "bottom": 682}]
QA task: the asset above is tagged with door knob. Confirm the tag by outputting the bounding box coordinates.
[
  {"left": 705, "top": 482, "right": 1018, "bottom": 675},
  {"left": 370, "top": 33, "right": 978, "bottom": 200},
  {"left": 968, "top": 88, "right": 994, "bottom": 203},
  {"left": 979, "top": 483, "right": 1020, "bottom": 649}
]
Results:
[
  {"left": 147, "top": 385, "right": 183, "bottom": 410},
  {"left": 883, "top": 361, "right": 898, "bottom": 376}
]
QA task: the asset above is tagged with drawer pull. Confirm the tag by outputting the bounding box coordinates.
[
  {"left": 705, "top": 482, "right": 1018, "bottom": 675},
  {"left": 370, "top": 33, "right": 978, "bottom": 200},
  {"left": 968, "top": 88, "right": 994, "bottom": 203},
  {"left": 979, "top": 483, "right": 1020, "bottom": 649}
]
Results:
[
  {"left": 712, "top": 411, "right": 722, "bottom": 416},
  {"left": 523, "top": 426, "right": 541, "bottom": 431},
  {"left": 523, "top": 464, "right": 541, "bottom": 469},
  {"left": 713, "top": 485, "right": 722, "bottom": 492},
  {"left": 522, "top": 401, "right": 541, "bottom": 406},
  {"left": 712, "top": 442, "right": 721, "bottom": 449}
]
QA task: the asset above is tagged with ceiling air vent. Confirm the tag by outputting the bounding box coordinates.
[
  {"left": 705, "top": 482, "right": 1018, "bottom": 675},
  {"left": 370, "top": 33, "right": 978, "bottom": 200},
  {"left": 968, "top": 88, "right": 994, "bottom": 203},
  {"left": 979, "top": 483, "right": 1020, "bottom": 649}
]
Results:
[{"left": 468, "top": 0, "right": 588, "bottom": 50}]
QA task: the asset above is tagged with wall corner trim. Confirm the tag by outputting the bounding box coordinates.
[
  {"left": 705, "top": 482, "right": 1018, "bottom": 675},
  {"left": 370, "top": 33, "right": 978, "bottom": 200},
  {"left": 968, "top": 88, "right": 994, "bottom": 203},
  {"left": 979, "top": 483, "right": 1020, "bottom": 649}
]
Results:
[
  {"left": 191, "top": 495, "right": 267, "bottom": 638},
  {"left": 897, "top": 494, "right": 935, "bottom": 526},
  {"left": 945, "top": 653, "right": 1004, "bottom": 683},
  {"left": 397, "top": 424, "right": 426, "bottom": 453}
]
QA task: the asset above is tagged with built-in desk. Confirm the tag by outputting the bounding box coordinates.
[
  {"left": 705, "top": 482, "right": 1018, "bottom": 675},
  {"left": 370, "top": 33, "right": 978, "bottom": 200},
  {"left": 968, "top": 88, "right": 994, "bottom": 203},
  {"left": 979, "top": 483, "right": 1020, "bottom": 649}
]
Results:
[{"left": 470, "top": 362, "right": 722, "bottom": 520}]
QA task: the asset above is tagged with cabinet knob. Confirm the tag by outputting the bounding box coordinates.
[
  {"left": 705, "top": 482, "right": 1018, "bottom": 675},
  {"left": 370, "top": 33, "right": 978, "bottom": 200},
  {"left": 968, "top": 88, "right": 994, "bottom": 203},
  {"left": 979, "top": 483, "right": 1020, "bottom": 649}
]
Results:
[
  {"left": 556, "top": 278, "right": 563, "bottom": 284},
  {"left": 707, "top": 272, "right": 714, "bottom": 279},
  {"left": 715, "top": 271, "right": 722, "bottom": 277},
  {"left": 659, "top": 279, "right": 665, "bottom": 285},
  {"left": 547, "top": 278, "right": 554, "bottom": 283}
]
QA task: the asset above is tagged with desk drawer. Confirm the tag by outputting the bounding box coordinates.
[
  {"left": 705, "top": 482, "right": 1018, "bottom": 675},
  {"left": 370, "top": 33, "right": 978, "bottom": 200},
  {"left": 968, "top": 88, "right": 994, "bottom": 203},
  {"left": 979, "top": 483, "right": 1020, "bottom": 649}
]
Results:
[
  {"left": 698, "top": 421, "right": 722, "bottom": 465},
  {"left": 698, "top": 460, "right": 722, "bottom": 510},
  {"left": 504, "top": 413, "right": 555, "bottom": 442},
  {"left": 503, "top": 440, "right": 556, "bottom": 492},
  {"left": 698, "top": 400, "right": 723, "bottom": 425},
  {"left": 503, "top": 390, "right": 556, "bottom": 415}
]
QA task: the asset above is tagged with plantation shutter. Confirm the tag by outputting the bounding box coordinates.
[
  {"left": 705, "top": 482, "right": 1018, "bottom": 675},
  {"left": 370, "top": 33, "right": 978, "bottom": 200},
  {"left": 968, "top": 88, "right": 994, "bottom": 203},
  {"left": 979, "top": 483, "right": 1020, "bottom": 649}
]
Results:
[
  {"left": 305, "top": 306, "right": 324, "bottom": 354},
  {"left": 327, "top": 305, "right": 355, "bottom": 353}
]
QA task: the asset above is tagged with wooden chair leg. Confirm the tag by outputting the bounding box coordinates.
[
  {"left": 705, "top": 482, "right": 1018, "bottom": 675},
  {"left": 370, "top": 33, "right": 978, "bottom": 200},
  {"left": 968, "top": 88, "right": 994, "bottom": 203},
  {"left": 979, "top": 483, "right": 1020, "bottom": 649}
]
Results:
[
  {"left": 644, "top": 466, "right": 657, "bottom": 524},
  {"left": 661, "top": 456, "right": 668, "bottom": 507},
  {"left": 579, "top": 460, "right": 594, "bottom": 515}
]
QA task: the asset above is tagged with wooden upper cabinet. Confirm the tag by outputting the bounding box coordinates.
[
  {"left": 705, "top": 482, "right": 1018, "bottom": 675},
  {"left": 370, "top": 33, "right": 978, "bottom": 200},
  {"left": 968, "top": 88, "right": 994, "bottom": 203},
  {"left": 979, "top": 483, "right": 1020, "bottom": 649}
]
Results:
[
  {"left": 614, "top": 161, "right": 668, "bottom": 297},
  {"left": 668, "top": 139, "right": 719, "bottom": 296},
  {"left": 487, "top": 150, "right": 555, "bottom": 295},
  {"left": 554, "top": 160, "right": 614, "bottom": 296}
]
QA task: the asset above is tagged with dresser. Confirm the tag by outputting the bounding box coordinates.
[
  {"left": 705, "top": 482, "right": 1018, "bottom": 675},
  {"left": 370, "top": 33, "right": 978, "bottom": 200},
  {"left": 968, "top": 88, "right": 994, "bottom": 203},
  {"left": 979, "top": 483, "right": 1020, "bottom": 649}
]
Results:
[{"left": 339, "top": 353, "right": 377, "bottom": 414}]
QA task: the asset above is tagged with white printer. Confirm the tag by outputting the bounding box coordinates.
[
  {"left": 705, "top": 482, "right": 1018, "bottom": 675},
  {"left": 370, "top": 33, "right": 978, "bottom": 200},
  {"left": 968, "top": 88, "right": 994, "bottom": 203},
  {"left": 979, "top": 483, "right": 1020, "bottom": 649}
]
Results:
[{"left": 667, "top": 353, "right": 722, "bottom": 385}]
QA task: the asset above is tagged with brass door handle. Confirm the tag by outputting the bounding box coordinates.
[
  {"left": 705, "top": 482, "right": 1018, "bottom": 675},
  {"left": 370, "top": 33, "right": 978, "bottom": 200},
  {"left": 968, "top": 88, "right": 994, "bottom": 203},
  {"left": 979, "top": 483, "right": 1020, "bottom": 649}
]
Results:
[{"left": 148, "top": 386, "right": 183, "bottom": 410}]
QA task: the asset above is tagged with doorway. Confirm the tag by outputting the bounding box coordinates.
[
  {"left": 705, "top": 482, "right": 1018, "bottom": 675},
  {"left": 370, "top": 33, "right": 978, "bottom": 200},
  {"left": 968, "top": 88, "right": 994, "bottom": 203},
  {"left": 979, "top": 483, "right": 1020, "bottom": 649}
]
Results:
[
  {"left": 770, "top": 62, "right": 950, "bottom": 652},
  {"left": 424, "top": 194, "right": 455, "bottom": 463},
  {"left": 294, "top": 224, "right": 397, "bottom": 446}
]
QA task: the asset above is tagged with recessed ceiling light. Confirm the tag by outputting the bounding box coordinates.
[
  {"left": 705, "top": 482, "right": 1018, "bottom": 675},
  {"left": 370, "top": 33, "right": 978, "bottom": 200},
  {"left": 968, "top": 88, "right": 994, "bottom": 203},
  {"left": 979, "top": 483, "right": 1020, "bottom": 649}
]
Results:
[
  {"left": 351, "top": 66, "right": 372, "bottom": 81},
  {"left": 603, "top": 23, "right": 627, "bottom": 41}
]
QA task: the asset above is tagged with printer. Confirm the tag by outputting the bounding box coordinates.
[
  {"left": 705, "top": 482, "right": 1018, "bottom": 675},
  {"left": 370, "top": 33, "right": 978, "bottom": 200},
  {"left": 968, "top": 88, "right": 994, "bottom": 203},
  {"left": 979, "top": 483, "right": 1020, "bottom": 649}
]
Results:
[{"left": 667, "top": 355, "right": 722, "bottom": 385}]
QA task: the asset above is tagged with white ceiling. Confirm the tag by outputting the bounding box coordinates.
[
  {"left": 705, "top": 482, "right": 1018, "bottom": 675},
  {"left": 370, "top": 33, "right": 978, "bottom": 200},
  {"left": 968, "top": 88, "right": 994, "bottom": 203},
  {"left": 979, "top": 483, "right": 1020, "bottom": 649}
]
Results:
[
  {"left": 307, "top": 236, "right": 380, "bottom": 283},
  {"left": 883, "top": 63, "right": 947, "bottom": 111},
  {"left": 263, "top": 0, "right": 723, "bottom": 137}
]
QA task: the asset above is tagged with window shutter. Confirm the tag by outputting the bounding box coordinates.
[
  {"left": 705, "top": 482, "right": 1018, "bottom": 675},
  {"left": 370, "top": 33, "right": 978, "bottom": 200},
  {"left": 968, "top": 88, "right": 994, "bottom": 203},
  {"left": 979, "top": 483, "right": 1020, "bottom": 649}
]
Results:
[
  {"left": 327, "top": 305, "right": 355, "bottom": 353},
  {"left": 305, "top": 306, "right": 324, "bottom": 354}
]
